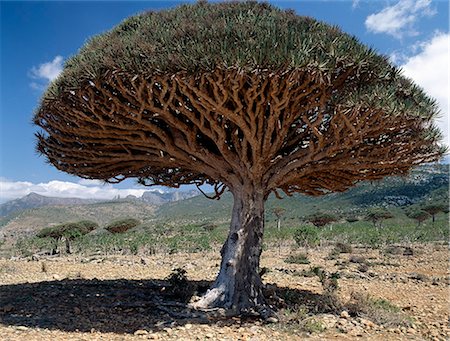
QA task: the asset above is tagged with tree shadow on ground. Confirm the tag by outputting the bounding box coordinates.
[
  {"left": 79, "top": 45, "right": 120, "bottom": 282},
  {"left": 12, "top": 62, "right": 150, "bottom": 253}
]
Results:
[{"left": 0, "top": 277, "right": 333, "bottom": 334}]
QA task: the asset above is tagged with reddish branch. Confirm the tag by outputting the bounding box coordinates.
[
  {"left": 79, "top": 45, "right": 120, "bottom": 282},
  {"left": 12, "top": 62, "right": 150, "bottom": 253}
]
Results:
[{"left": 36, "top": 68, "right": 439, "bottom": 197}]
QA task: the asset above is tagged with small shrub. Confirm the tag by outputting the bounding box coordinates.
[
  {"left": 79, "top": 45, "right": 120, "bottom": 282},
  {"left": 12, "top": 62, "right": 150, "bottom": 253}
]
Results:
[
  {"left": 312, "top": 266, "right": 340, "bottom": 294},
  {"left": 279, "top": 306, "right": 325, "bottom": 334},
  {"left": 334, "top": 242, "right": 352, "bottom": 254},
  {"left": 346, "top": 292, "right": 411, "bottom": 327},
  {"left": 294, "top": 226, "right": 319, "bottom": 248},
  {"left": 302, "top": 319, "right": 325, "bottom": 333},
  {"left": 285, "top": 253, "right": 310, "bottom": 264},
  {"left": 165, "top": 268, "right": 194, "bottom": 303}
]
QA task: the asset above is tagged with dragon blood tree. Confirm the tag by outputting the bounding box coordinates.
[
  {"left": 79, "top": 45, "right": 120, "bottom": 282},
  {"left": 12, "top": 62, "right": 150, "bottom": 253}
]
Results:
[{"left": 34, "top": 2, "right": 444, "bottom": 316}]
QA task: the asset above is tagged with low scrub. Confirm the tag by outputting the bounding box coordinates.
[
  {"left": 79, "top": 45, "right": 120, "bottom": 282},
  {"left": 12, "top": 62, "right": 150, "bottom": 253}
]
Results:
[
  {"left": 294, "top": 226, "right": 320, "bottom": 248},
  {"left": 285, "top": 253, "right": 310, "bottom": 264},
  {"left": 346, "top": 292, "right": 411, "bottom": 327}
]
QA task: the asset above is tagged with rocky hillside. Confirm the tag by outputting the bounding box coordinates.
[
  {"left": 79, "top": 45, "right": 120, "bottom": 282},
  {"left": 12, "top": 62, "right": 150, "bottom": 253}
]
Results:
[
  {"left": 0, "top": 193, "right": 100, "bottom": 217},
  {"left": 0, "top": 189, "right": 199, "bottom": 217}
]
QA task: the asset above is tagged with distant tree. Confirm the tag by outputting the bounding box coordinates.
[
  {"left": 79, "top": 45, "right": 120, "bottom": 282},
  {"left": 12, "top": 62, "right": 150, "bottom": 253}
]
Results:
[
  {"left": 407, "top": 210, "right": 431, "bottom": 227},
  {"left": 37, "top": 226, "right": 63, "bottom": 255},
  {"left": 422, "top": 204, "right": 446, "bottom": 225},
  {"left": 33, "top": 2, "right": 444, "bottom": 316},
  {"left": 105, "top": 218, "right": 140, "bottom": 234},
  {"left": 272, "top": 207, "right": 286, "bottom": 254},
  {"left": 306, "top": 212, "right": 337, "bottom": 228},
  {"left": 37, "top": 220, "right": 98, "bottom": 254},
  {"left": 365, "top": 208, "right": 394, "bottom": 228},
  {"left": 272, "top": 207, "right": 286, "bottom": 231}
]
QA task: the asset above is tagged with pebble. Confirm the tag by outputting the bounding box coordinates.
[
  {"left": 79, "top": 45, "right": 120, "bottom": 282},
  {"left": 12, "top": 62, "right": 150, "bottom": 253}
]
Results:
[
  {"left": 340, "top": 310, "right": 350, "bottom": 319},
  {"left": 134, "top": 329, "right": 148, "bottom": 336}
]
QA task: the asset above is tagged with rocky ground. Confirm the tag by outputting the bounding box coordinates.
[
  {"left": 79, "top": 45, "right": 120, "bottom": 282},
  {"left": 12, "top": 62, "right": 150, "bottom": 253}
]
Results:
[{"left": 0, "top": 242, "right": 448, "bottom": 341}]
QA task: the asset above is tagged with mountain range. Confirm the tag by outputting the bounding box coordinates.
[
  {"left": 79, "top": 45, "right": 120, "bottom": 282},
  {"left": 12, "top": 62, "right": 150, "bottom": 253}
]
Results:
[{"left": 0, "top": 189, "right": 199, "bottom": 217}]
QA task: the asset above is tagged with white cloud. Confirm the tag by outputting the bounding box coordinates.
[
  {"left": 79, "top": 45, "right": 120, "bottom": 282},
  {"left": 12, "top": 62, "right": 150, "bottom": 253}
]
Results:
[
  {"left": 30, "top": 55, "right": 64, "bottom": 82},
  {"left": 0, "top": 179, "right": 158, "bottom": 202},
  {"left": 400, "top": 32, "right": 449, "bottom": 146},
  {"left": 365, "top": 0, "right": 436, "bottom": 38},
  {"left": 77, "top": 179, "right": 105, "bottom": 187}
]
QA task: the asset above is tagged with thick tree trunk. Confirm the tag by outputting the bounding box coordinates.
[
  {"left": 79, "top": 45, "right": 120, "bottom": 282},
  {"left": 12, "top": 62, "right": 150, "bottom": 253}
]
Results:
[{"left": 193, "top": 188, "right": 271, "bottom": 316}]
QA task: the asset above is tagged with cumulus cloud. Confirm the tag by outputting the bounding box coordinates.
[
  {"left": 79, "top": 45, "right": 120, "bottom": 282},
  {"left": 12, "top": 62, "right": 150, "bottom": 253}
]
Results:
[
  {"left": 0, "top": 179, "right": 159, "bottom": 202},
  {"left": 400, "top": 32, "right": 449, "bottom": 146},
  {"left": 365, "top": 0, "right": 435, "bottom": 38},
  {"left": 29, "top": 55, "right": 64, "bottom": 89}
]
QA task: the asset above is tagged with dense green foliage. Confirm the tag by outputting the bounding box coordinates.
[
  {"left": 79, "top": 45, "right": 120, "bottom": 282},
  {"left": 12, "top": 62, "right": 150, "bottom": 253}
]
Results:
[{"left": 41, "top": 0, "right": 442, "bottom": 138}]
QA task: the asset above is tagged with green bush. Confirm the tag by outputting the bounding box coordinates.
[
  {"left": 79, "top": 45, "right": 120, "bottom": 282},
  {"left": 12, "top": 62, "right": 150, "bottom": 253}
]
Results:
[{"left": 294, "top": 226, "right": 320, "bottom": 248}]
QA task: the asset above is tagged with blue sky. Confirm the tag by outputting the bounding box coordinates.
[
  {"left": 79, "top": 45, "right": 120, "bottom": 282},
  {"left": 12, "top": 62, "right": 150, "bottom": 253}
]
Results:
[{"left": 0, "top": 0, "right": 448, "bottom": 202}]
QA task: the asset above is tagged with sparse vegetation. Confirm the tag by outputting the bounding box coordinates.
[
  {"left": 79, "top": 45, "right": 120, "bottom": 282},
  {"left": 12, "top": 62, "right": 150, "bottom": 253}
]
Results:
[
  {"left": 285, "top": 252, "right": 310, "bottom": 264},
  {"left": 294, "top": 226, "right": 320, "bottom": 248},
  {"left": 346, "top": 292, "right": 411, "bottom": 327}
]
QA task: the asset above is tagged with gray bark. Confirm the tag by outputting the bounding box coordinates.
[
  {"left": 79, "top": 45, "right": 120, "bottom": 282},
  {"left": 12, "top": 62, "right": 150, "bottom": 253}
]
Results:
[{"left": 193, "top": 188, "right": 269, "bottom": 315}]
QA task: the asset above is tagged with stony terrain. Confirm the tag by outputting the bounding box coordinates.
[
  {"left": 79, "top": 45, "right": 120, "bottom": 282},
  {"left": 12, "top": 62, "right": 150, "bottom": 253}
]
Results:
[{"left": 0, "top": 243, "right": 448, "bottom": 341}]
